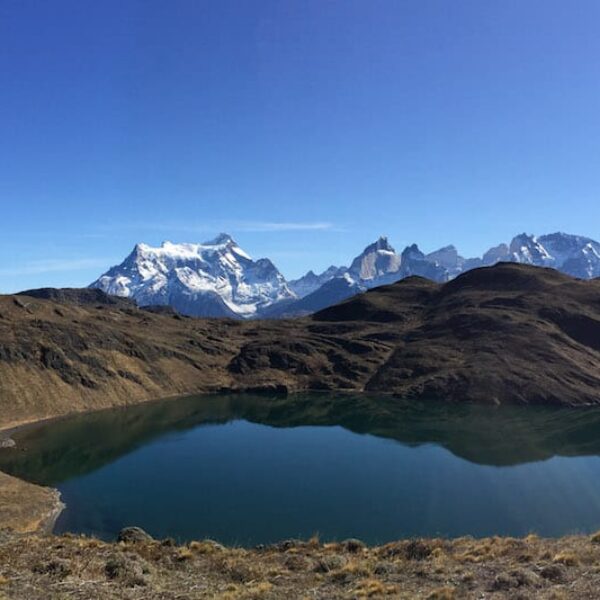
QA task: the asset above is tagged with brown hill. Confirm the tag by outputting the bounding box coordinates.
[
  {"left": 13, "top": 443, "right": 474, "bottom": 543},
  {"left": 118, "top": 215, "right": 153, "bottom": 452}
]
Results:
[{"left": 1, "top": 263, "right": 599, "bottom": 429}]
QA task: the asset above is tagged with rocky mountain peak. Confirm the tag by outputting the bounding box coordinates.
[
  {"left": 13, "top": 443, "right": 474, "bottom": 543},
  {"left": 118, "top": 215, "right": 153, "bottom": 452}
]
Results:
[
  {"left": 361, "top": 236, "right": 395, "bottom": 255},
  {"left": 482, "top": 243, "right": 510, "bottom": 265},
  {"left": 206, "top": 232, "right": 236, "bottom": 246},
  {"left": 349, "top": 237, "right": 401, "bottom": 281},
  {"left": 401, "top": 243, "right": 425, "bottom": 261},
  {"left": 375, "top": 236, "right": 394, "bottom": 251}
]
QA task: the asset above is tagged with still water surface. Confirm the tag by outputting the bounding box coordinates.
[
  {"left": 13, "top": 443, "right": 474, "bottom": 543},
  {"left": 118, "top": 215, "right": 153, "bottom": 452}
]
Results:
[{"left": 2, "top": 393, "right": 600, "bottom": 545}]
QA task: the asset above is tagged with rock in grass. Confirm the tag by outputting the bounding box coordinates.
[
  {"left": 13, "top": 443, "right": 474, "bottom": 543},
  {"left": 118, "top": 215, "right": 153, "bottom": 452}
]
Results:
[
  {"left": 117, "top": 527, "right": 153, "bottom": 544},
  {"left": 343, "top": 538, "right": 366, "bottom": 553},
  {"left": 275, "top": 539, "right": 303, "bottom": 551},
  {"left": 161, "top": 537, "right": 176, "bottom": 547}
]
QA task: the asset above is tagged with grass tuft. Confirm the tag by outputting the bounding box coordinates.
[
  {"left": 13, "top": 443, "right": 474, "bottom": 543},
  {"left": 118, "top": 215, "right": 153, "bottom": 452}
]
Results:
[
  {"left": 426, "top": 586, "right": 456, "bottom": 600},
  {"left": 552, "top": 551, "right": 579, "bottom": 566},
  {"left": 354, "top": 577, "right": 398, "bottom": 597},
  {"left": 175, "top": 548, "right": 193, "bottom": 562}
]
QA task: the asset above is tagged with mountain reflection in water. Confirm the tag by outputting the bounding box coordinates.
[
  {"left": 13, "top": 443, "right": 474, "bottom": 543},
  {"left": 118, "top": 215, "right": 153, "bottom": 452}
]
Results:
[
  {"left": 2, "top": 393, "right": 600, "bottom": 544},
  {"left": 2, "top": 393, "right": 600, "bottom": 485}
]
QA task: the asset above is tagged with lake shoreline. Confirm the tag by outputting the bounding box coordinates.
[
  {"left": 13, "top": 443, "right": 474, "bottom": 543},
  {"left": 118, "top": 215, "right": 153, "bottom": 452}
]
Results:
[{"left": 0, "top": 471, "right": 64, "bottom": 535}]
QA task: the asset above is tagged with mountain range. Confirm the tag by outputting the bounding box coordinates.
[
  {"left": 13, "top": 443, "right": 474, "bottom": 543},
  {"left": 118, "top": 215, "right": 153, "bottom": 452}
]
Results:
[{"left": 90, "top": 231, "right": 600, "bottom": 318}]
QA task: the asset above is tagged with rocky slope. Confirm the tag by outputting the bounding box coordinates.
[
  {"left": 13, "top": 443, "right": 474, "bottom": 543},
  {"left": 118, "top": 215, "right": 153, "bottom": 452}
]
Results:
[{"left": 1, "top": 263, "right": 600, "bottom": 430}]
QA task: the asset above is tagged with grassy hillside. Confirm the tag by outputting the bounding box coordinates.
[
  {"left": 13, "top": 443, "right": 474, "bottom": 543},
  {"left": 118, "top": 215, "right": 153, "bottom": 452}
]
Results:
[{"left": 1, "top": 263, "right": 599, "bottom": 430}]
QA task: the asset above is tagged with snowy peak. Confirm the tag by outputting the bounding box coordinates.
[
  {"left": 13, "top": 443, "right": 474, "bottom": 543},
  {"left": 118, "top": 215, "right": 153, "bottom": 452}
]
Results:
[
  {"left": 129, "top": 236, "right": 250, "bottom": 265},
  {"left": 496, "top": 232, "right": 600, "bottom": 278},
  {"left": 502, "top": 232, "right": 600, "bottom": 278},
  {"left": 538, "top": 232, "right": 598, "bottom": 266},
  {"left": 537, "top": 232, "right": 600, "bottom": 278},
  {"left": 508, "top": 233, "right": 553, "bottom": 266},
  {"left": 206, "top": 232, "right": 236, "bottom": 246},
  {"left": 91, "top": 235, "right": 294, "bottom": 318}
]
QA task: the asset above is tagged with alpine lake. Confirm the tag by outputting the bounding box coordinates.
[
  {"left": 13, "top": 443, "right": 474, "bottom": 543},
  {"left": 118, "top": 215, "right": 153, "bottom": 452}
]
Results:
[{"left": 2, "top": 393, "right": 600, "bottom": 546}]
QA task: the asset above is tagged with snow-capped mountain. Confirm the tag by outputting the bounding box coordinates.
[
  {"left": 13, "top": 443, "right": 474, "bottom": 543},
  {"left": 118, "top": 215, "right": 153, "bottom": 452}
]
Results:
[
  {"left": 90, "top": 231, "right": 600, "bottom": 319},
  {"left": 90, "top": 234, "right": 296, "bottom": 318},
  {"left": 508, "top": 233, "right": 554, "bottom": 266},
  {"left": 538, "top": 233, "right": 600, "bottom": 278},
  {"left": 480, "top": 232, "right": 600, "bottom": 278}
]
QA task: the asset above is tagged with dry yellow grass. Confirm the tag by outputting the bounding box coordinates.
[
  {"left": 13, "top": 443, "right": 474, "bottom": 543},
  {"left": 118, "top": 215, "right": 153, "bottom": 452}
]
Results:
[
  {"left": 552, "top": 551, "right": 579, "bottom": 566},
  {"left": 0, "top": 530, "right": 599, "bottom": 599},
  {"left": 426, "top": 588, "right": 456, "bottom": 600}
]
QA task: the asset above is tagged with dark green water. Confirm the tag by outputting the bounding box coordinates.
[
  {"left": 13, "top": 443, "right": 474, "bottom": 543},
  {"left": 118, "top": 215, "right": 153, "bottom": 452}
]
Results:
[{"left": 3, "top": 393, "right": 600, "bottom": 545}]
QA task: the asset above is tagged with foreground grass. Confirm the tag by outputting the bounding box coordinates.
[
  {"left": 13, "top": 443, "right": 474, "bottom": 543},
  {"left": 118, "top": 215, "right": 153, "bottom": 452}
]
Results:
[{"left": 2, "top": 530, "right": 600, "bottom": 599}]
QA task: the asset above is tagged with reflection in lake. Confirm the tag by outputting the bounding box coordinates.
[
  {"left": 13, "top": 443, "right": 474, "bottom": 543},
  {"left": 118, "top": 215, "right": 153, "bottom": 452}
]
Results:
[{"left": 2, "top": 393, "right": 600, "bottom": 544}]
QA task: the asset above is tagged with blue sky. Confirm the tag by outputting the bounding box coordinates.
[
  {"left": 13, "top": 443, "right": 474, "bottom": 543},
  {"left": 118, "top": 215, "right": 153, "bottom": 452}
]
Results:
[{"left": 1, "top": 0, "right": 600, "bottom": 292}]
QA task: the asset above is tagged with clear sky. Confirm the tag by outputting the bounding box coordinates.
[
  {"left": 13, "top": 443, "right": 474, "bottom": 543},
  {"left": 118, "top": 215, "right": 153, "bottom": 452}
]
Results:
[{"left": 1, "top": 0, "right": 600, "bottom": 292}]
